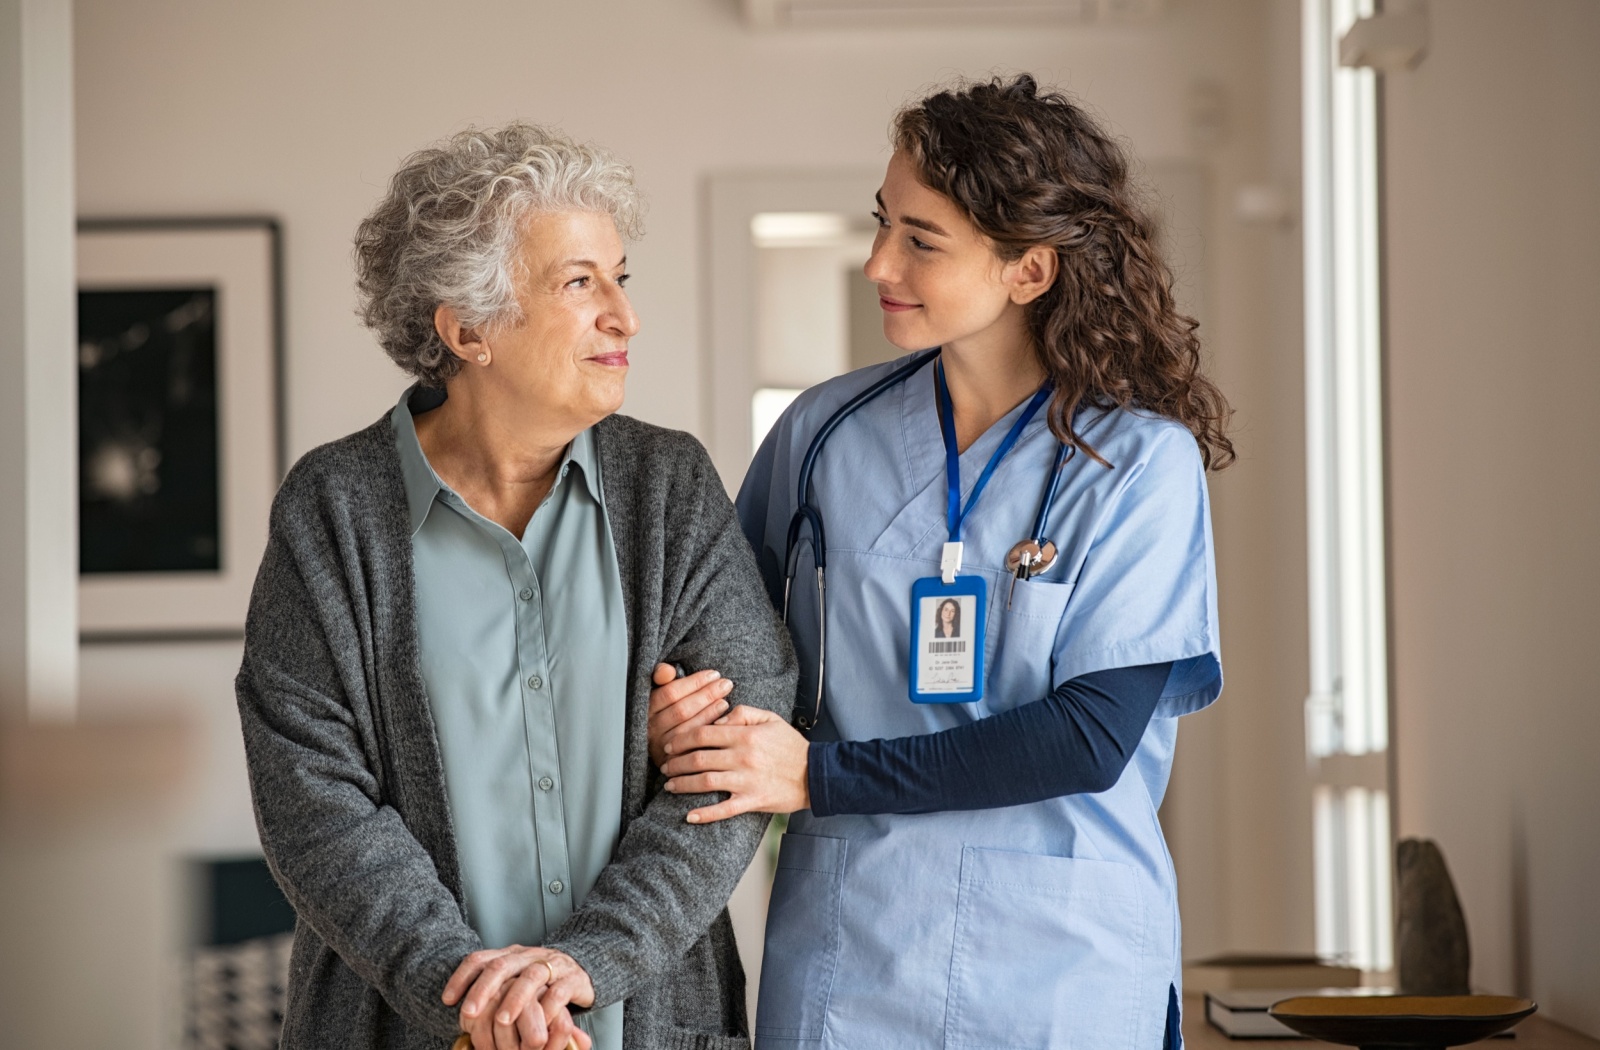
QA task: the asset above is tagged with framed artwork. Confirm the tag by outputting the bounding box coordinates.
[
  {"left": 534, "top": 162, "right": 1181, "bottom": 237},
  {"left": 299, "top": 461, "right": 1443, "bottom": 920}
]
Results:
[{"left": 76, "top": 217, "right": 284, "bottom": 641}]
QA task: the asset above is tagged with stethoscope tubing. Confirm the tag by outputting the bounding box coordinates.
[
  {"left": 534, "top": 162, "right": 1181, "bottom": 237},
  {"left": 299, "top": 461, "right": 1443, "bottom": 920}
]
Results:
[
  {"left": 1033, "top": 442, "right": 1072, "bottom": 539},
  {"left": 781, "top": 347, "right": 1068, "bottom": 729},
  {"left": 790, "top": 348, "right": 942, "bottom": 574},
  {"left": 783, "top": 349, "right": 939, "bottom": 728}
]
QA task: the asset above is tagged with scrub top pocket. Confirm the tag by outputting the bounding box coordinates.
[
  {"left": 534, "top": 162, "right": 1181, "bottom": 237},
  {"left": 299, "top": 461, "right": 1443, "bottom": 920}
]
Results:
[
  {"left": 984, "top": 578, "right": 1073, "bottom": 714},
  {"left": 755, "top": 833, "right": 848, "bottom": 1047},
  {"left": 943, "top": 846, "right": 1147, "bottom": 1050}
]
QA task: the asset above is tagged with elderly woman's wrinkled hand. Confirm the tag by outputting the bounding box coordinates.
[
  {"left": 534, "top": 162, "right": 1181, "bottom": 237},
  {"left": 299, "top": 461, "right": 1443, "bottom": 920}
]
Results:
[
  {"left": 444, "top": 945, "right": 594, "bottom": 1050},
  {"left": 647, "top": 663, "right": 734, "bottom": 768},
  {"left": 458, "top": 1000, "right": 588, "bottom": 1050}
]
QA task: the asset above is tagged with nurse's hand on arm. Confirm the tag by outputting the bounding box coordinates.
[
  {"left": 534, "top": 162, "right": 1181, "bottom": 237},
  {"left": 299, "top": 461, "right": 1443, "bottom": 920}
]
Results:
[
  {"left": 651, "top": 662, "right": 811, "bottom": 822},
  {"left": 648, "top": 661, "right": 1173, "bottom": 822},
  {"left": 443, "top": 946, "right": 594, "bottom": 1050}
]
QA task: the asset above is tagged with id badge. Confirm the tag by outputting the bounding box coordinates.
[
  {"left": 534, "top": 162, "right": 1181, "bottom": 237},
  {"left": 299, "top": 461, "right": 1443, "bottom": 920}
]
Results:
[{"left": 908, "top": 574, "right": 986, "bottom": 703}]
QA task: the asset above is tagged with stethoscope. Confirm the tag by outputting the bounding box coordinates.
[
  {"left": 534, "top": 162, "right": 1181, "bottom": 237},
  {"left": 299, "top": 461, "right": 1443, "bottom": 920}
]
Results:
[{"left": 782, "top": 348, "right": 1073, "bottom": 730}]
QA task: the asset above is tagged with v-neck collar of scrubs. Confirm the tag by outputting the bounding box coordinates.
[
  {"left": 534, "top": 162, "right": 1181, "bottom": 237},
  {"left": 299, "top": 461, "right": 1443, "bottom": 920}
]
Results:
[
  {"left": 896, "top": 356, "right": 1054, "bottom": 517},
  {"left": 391, "top": 385, "right": 601, "bottom": 539}
]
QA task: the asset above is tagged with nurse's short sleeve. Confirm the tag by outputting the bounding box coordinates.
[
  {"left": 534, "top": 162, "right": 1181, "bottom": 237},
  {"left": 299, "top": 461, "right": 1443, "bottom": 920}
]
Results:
[
  {"left": 1054, "top": 425, "right": 1221, "bottom": 718},
  {"left": 736, "top": 419, "right": 792, "bottom": 611}
]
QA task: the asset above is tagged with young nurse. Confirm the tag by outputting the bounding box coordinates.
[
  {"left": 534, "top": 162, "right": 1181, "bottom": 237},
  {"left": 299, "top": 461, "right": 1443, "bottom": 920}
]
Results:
[{"left": 649, "top": 75, "right": 1233, "bottom": 1049}]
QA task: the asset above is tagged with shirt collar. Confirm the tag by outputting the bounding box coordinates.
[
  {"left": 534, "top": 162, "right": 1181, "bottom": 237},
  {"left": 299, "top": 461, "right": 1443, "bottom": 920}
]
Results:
[
  {"left": 392, "top": 388, "right": 445, "bottom": 536},
  {"left": 564, "top": 425, "right": 604, "bottom": 505},
  {"left": 390, "top": 385, "right": 603, "bottom": 536}
]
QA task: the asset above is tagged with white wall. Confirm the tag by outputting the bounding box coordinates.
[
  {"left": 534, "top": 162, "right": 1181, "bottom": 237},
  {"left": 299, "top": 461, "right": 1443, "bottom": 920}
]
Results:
[
  {"left": 75, "top": 0, "right": 1292, "bottom": 453},
  {"left": 78, "top": 640, "right": 260, "bottom": 855},
  {"left": 0, "top": 0, "right": 77, "bottom": 720},
  {"left": 70, "top": 1, "right": 1311, "bottom": 1033},
  {"left": 1383, "top": 1, "right": 1600, "bottom": 1034}
]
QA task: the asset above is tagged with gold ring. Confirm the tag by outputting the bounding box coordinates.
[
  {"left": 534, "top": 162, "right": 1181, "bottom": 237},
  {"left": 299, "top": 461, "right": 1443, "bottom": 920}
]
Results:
[{"left": 538, "top": 960, "right": 557, "bottom": 986}]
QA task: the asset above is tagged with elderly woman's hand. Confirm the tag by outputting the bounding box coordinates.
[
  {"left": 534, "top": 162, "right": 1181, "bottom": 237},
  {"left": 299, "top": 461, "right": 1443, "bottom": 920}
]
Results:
[
  {"left": 647, "top": 663, "right": 734, "bottom": 768},
  {"left": 445, "top": 946, "right": 594, "bottom": 1050},
  {"left": 457, "top": 1002, "right": 588, "bottom": 1050},
  {"left": 660, "top": 705, "right": 811, "bottom": 822}
]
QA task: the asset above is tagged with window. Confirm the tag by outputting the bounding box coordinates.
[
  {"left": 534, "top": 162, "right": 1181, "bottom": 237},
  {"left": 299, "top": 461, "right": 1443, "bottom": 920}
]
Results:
[
  {"left": 745, "top": 210, "right": 897, "bottom": 458},
  {"left": 1302, "top": 0, "right": 1393, "bottom": 972}
]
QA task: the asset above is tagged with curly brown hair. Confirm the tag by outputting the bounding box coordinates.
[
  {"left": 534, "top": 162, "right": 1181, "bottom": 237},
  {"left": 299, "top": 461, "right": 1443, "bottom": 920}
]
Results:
[{"left": 893, "top": 74, "right": 1234, "bottom": 470}]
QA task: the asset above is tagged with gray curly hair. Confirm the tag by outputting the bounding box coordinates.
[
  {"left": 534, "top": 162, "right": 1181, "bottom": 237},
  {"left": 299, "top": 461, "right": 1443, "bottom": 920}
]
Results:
[{"left": 354, "top": 122, "right": 645, "bottom": 387}]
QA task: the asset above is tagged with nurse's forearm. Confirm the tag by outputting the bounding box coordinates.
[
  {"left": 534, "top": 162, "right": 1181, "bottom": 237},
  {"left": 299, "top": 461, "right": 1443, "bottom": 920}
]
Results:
[{"left": 805, "top": 661, "right": 1171, "bottom": 816}]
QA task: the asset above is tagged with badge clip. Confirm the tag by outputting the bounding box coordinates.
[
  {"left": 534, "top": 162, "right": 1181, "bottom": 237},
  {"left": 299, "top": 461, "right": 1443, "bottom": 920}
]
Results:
[{"left": 940, "top": 541, "right": 963, "bottom": 585}]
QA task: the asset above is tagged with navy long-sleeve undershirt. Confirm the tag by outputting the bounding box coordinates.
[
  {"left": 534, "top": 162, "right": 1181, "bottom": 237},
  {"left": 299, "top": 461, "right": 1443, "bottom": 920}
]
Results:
[{"left": 806, "top": 661, "right": 1172, "bottom": 816}]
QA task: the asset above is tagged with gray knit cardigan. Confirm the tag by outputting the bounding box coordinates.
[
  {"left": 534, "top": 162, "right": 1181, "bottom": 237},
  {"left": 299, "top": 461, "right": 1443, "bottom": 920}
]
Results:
[{"left": 236, "top": 409, "right": 797, "bottom": 1050}]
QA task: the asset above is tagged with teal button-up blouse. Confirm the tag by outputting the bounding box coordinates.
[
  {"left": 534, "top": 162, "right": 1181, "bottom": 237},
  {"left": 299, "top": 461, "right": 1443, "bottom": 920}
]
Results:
[{"left": 392, "top": 388, "right": 626, "bottom": 1049}]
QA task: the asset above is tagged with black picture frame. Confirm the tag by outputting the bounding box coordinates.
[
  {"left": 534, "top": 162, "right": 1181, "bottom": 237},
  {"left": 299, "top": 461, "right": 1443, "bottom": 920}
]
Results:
[{"left": 76, "top": 217, "right": 284, "bottom": 642}]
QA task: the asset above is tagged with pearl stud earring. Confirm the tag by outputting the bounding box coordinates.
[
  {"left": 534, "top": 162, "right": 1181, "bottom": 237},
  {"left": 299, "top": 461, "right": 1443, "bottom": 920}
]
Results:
[{"left": 476, "top": 352, "right": 488, "bottom": 363}]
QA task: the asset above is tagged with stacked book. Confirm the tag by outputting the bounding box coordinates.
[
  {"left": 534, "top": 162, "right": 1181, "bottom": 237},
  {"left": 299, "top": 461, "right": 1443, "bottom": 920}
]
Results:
[{"left": 1183, "top": 953, "right": 1368, "bottom": 1039}]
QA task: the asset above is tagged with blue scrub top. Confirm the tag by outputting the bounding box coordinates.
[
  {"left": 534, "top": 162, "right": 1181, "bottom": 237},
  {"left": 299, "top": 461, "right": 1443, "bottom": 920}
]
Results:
[{"left": 737, "top": 355, "right": 1222, "bottom": 1050}]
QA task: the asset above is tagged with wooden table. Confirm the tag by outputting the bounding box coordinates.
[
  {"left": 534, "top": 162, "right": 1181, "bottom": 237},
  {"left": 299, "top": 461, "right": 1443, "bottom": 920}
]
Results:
[{"left": 1182, "top": 996, "right": 1600, "bottom": 1050}]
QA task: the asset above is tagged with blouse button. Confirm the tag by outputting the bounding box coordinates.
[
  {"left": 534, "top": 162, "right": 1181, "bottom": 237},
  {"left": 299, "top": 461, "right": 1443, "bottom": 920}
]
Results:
[
  {"left": 527, "top": 675, "right": 543, "bottom": 690},
  {"left": 538, "top": 776, "right": 555, "bottom": 791},
  {"left": 548, "top": 880, "right": 564, "bottom": 895},
  {"left": 518, "top": 587, "right": 534, "bottom": 601}
]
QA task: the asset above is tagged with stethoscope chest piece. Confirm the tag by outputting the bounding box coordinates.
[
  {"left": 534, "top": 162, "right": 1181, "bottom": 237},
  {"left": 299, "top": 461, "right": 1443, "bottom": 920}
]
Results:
[
  {"left": 1005, "top": 538, "right": 1058, "bottom": 609},
  {"left": 1006, "top": 539, "right": 1058, "bottom": 580}
]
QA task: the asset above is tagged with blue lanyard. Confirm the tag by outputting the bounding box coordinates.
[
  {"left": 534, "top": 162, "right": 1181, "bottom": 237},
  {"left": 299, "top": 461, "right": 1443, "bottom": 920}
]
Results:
[{"left": 934, "top": 359, "right": 1052, "bottom": 545}]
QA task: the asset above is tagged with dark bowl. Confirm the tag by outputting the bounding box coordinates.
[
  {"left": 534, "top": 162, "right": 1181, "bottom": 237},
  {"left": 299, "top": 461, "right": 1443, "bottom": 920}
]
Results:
[{"left": 1268, "top": 995, "right": 1536, "bottom": 1050}]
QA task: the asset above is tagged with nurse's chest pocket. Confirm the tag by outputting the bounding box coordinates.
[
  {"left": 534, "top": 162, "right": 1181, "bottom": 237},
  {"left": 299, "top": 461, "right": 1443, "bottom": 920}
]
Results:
[
  {"left": 983, "top": 578, "right": 1073, "bottom": 711},
  {"left": 944, "top": 847, "right": 1148, "bottom": 1050}
]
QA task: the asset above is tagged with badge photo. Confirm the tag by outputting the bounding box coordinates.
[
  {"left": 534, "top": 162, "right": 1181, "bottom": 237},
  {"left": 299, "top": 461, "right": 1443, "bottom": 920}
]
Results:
[{"left": 908, "top": 574, "right": 986, "bottom": 703}]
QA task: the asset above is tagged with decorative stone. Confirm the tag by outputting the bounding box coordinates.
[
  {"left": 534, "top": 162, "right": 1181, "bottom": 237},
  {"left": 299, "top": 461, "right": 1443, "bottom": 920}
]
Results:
[{"left": 1396, "top": 837, "right": 1471, "bottom": 995}]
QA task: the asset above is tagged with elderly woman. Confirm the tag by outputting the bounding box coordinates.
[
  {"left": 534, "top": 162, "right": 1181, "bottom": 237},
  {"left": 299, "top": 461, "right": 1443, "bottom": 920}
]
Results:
[{"left": 236, "top": 123, "right": 794, "bottom": 1050}]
